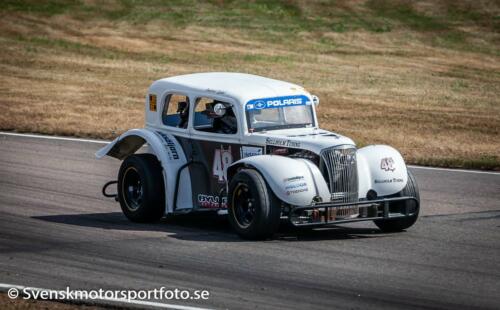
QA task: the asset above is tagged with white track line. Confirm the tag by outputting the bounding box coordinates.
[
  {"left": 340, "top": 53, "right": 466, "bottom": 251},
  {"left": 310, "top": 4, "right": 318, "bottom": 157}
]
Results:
[
  {"left": 0, "top": 131, "right": 110, "bottom": 144},
  {"left": 1, "top": 131, "right": 498, "bottom": 175},
  {"left": 407, "top": 165, "right": 499, "bottom": 176},
  {"left": 0, "top": 283, "right": 212, "bottom": 310}
]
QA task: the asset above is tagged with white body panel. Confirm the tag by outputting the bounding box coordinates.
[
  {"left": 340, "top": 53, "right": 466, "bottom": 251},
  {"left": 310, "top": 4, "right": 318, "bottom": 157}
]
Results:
[
  {"left": 95, "top": 128, "right": 192, "bottom": 214},
  {"left": 230, "top": 156, "right": 331, "bottom": 206},
  {"left": 230, "top": 144, "right": 407, "bottom": 205},
  {"left": 244, "top": 128, "right": 355, "bottom": 154},
  {"left": 356, "top": 145, "right": 408, "bottom": 197}
]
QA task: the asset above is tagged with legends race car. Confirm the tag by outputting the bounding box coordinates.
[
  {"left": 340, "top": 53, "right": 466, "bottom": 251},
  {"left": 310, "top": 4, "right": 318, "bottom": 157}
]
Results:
[{"left": 97, "top": 72, "right": 419, "bottom": 239}]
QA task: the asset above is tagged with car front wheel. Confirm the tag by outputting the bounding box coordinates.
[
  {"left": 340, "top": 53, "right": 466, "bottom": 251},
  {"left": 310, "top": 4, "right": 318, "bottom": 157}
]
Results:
[
  {"left": 374, "top": 170, "right": 420, "bottom": 232},
  {"left": 228, "top": 169, "right": 281, "bottom": 240}
]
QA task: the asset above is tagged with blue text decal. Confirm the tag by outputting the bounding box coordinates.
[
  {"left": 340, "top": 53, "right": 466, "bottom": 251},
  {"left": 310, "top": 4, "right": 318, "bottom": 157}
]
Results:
[{"left": 246, "top": 95, "right": 311, "bottom": 111}]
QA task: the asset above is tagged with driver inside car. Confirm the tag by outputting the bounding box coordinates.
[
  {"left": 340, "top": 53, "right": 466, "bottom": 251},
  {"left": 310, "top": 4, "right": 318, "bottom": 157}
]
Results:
[
  {"left": 204, "top": 101, "right": 237, "bottom": 134},
  {"left": 177, "top": 100, "right": 189, "bottom": 128}
]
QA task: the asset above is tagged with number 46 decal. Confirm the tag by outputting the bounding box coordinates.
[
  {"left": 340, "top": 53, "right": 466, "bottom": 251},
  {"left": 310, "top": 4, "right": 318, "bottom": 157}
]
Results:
[
  {"left": 213, "top": 146, "right": 233, "bottom": 183},
  {"left": 380, "top": 157, "right": 395, "bottom": 172}
]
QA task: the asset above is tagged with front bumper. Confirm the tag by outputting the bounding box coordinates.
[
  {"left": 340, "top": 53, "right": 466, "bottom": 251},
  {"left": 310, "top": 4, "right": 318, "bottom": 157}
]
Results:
[{"left": 288, "top": 196, "right": 418, "bottom": 227}]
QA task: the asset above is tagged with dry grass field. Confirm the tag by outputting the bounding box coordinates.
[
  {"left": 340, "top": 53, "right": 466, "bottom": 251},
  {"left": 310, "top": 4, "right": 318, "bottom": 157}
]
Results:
[{"left": 0, "top": 0, "right": 498, "bottom": 169}]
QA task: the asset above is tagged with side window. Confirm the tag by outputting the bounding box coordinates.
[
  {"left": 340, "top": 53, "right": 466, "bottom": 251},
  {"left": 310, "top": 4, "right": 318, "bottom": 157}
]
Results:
[
  {"left": 162, "top": 94, "right": 190, "bottom": 129},
  {"left": 193, "top": 97, "right": 237, "bottom": 134}
]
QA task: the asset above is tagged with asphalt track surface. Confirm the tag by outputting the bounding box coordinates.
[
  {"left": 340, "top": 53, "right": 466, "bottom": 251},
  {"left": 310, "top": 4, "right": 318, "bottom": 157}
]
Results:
[{"left": 0, "top": 133, "right": 499, "bottom": 310}]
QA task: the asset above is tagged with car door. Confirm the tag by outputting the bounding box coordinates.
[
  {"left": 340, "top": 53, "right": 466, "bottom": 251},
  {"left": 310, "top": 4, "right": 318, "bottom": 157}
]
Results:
[{"left": 186, "top": 95, "right": 243, "bottom": 210}]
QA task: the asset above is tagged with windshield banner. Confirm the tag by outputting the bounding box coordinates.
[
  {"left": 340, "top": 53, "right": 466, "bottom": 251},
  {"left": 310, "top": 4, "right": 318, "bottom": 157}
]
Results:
[{"left": 246, "top": 95, "right": 311, "bottom": 111}]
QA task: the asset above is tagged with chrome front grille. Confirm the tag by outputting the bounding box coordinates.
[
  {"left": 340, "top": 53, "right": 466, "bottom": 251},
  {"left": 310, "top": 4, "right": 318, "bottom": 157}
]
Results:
[{"left": 320, "top": 146, "right": 359, "bottom": 208}]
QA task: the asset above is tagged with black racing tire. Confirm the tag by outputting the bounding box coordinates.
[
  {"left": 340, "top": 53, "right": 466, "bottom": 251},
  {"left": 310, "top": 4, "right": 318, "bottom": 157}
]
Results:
[
  {"left": 374, "top": 170, "right": 420, "bottom": 232},
  {"left": 228, "top": 169, "right": 281, "bottom": 240},
  {"left": 118, "top": 154, "right": 165, "bottom": 223}
]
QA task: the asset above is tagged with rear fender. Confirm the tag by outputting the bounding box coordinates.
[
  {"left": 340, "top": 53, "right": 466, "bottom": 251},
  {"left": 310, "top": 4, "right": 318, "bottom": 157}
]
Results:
[
  {"left": 227, "top": 155, "right": 330, "bottom": 206},
  {"left": 356, "top": 145, "right": 408, "bottom": 198},
  {"left": 95, "top": 128, "right": 192, "bottom": 213}
]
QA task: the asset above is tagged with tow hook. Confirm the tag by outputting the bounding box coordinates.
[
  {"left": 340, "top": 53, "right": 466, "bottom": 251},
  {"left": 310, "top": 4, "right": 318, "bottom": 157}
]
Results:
[{"left": 102, "top": 180, "right": 118, "bottom": 201}]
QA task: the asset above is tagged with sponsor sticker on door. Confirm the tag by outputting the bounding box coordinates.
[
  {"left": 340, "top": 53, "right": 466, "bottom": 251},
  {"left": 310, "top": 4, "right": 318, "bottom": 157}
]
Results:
[{"left": 240, "top": 146, "right": 263, "bottom": 158}]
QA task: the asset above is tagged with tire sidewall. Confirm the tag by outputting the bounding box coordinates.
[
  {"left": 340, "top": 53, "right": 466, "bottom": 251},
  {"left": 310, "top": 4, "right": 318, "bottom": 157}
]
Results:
[
  {"left": 374, "top": 170, "right": 420, "bottom": 232},
  {"left": 118, "top": 154, "right": 165, "bottom": 222},
  {"left": 228, "top": 169, "right": 280, "bottom": 239}
]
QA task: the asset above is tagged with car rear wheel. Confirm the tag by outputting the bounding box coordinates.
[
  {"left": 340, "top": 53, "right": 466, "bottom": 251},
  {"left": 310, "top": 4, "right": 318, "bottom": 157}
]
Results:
[
  {"left": 374, "top": 170, "right": 420, "bottom": 232},
  {"left": 118, "top": 154, "right": 165, "bottom": 222},
  {"left": 228, "top": 169, "right": 281, "bottom": 240}
]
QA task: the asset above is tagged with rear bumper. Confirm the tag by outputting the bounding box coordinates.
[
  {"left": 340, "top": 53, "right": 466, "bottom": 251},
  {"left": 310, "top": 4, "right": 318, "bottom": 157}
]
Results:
[{"left": 288, "top": 196, "right": 418, "bottom": 227}]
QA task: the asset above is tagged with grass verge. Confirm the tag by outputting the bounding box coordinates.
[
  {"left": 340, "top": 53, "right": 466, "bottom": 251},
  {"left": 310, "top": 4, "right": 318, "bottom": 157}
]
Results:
[{"left": 0, "top": 0, "right": 498, "bottom": 170}]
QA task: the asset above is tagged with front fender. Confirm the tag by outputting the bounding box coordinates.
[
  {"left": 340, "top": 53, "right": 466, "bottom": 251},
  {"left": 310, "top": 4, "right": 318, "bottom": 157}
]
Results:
[
  {"left": 356, "top": 145, "right": 408, "bottom": 198},
  {"left": 228, "top": 155, "right": 331, "bottom": 206},
  {"left": 95, "top": 128, "right": 192, "bottom": 213}
]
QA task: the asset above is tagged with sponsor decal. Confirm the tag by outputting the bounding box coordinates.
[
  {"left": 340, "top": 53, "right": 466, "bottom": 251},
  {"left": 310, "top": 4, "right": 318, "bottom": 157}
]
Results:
[
  {"left": 283, "top": 175, "right": 308, "bottom": 195},
  {"left": 374, "top": 178, "right": 404, "bottom": 184},
  {"left": 149, "top": 94, "right": 157, "bottom": 111},
  {"left": 380, "top": 157, "right": 395, "bottom": 172},
  {"left": 246, "top": 95, "right": 311, "bottom": 111},
  {"left": 266, "top": 137, "right": 301, "bottom": 148},
  {"left": 198, "top": 194, "right": 227, "bottom": 208},
  {"left": 240, "top": 146, "right": 263, "bottom": 158},
  {"left": 157, "top": 132, "right": 179, "bottom": 160},
  {"left": 206, "top": 88, "right": 225, "bottom": 95},
  {"left": 285, "top": 182, "right": 308, "bottom": 190},
  {"left": 253, "top": 101, "right": 266, "bottom": 110},
  {"left": 283, "top": 176, "right": 304, "bottom": 183},
  {"left": 213, "top": 145, "right": 233, "bottom": 183},
  {"left": 286, "top": 187, "right": 308, "bottom": 195}
]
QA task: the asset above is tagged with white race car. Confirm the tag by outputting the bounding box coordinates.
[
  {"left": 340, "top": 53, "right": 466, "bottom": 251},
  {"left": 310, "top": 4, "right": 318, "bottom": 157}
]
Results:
[{"left": 97, "top": 72, "right": 419, "bottom": 239}]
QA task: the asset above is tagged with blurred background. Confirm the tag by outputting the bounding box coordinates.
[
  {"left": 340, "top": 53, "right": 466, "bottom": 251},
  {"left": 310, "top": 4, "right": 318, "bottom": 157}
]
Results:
[{"left": 0, "top": 0, "right": 498, "bottom": 169}]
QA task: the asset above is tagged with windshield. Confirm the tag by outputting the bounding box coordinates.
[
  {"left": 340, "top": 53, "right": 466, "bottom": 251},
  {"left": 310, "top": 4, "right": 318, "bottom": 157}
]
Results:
[{"left": 246, "top": 95, "right": 315, "bottom": 132}]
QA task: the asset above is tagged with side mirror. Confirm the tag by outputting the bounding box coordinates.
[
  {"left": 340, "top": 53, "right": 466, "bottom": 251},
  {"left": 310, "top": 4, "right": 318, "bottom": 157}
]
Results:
[
  {"left": 213, "top": 103, "right": 226, "bottom": 117},
  {"left": 312, "top": 95, "right": 320, "bottom": 106}
]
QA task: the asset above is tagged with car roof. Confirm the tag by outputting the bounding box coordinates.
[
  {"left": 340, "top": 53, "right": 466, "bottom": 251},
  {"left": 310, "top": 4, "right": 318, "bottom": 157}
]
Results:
[{"left": 151, "top": 72, "right": 310, "bottom": 105}]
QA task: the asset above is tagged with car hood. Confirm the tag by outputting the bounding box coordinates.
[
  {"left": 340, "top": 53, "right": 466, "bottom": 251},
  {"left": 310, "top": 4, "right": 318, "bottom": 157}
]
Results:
[{"left": 246, "top": 128, "right": 356, "bottom": 154}]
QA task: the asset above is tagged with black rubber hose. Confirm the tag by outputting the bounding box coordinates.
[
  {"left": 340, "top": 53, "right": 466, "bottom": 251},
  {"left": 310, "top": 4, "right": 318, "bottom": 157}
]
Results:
[{"left": 102, "top": 180, "right": 118, "bottom": 200}]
